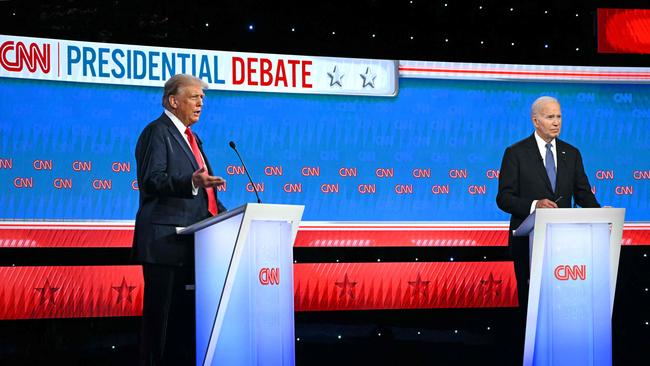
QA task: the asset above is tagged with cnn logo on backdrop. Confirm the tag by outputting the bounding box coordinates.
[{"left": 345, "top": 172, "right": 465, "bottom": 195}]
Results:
[{"left": 0, "top": 40, "right": 51, "bottom": 73}]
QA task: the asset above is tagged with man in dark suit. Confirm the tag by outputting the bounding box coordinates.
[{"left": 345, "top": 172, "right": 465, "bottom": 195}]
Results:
[
  {"left": 496, "top": 96, "right": 600, "bottom": 364},
  {"left": 133, "top": 74, "right": 226, "bottom": 365}
]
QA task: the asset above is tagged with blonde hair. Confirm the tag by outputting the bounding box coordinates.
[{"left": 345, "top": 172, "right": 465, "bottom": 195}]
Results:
[{"left": 162, "top": 74, "right": 208, "bottom": 109}]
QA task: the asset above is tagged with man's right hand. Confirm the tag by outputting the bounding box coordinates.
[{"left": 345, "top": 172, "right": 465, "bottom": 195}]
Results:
[
  {"left": 192, "top": 167, "right": 226, "bottom": 188},
  {"left": 536, "top": 199, "right": 558, "bottom": 209}
]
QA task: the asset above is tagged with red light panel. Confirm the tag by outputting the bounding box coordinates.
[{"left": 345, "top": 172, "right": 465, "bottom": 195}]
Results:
[{"left": 598, "top": 8, "right": 650, "bottom": 54}]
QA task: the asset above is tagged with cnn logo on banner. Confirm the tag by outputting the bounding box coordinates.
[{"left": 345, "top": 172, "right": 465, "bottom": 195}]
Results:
[
  {"left": 554, "top": 265, "right": 587, "bottom": 281},
  {"left": 259, "top": 267, "right": 280, "bottom": 286},
  {"left": 0, "top": 40, "right": 50, "bottom": 73}
]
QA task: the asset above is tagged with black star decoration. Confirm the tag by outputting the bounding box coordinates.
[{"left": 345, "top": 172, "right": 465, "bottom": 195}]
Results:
[
  {"left": 335, "top": 273, "right": 358, "bottom": 299},
  {"left": 480, "top": 273, "right": 503, "bottom": 299},
  {"left": 408, "top": 272, "right": 430, "bottom": 297},
  {"left": 34, "top": 278, "right": 60, "bottom": 305},
  {"left": 112, "top": 277, "right": 137, "bottom": 304}
]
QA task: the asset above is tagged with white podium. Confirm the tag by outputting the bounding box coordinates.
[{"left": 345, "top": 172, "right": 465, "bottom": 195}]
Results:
[
  {"left": 178, "top": 203, "right": 304, "bottom": 366},
  {"left": 513, "top": 208, "right": 625, "bottom": 366}
]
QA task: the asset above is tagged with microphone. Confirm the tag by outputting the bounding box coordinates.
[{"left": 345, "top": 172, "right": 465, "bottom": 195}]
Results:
[{"left": 229, "top": 141, "right": 262, "bottom": 203}]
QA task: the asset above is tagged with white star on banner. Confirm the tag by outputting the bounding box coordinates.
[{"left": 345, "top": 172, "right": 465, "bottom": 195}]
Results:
[
  {"left": 327, "top": 65, "right": 345, "bottom": 87},
  {"left": 360, "top": 67, "right": 377, "bottom": 88}
]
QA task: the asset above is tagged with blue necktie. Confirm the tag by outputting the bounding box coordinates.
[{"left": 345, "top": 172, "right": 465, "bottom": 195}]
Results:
[{"left": 545, "top": 143, "right": 556, "bottom": 192}]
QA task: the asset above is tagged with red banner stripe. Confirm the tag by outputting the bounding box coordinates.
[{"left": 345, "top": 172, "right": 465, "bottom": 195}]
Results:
[
  {"left": 1, "top": 262, "right": 517, "bottom": 319},
  {"left": 0, "top": 228, "right": 134, "bottom": 248},
  {"left": 295, "top": 229, "right": 509, "bottom": 247},
  {"left": 399, "top": 66, "right": 650, "bottom": 79},
  {"left": 294, "top": 262, "right": 517, "bottom": 311},
  {"left": 623, "top": 230, "right": 650, "bottom": 245},
  {"left": 1, "top": 223, "right": 649, "bottom": 248},
  {"left": 0, "top": 266, "right": 142, "bottom": 320},
  {"left": 295, "top": 226, "right": 650, "bottom": 247}
]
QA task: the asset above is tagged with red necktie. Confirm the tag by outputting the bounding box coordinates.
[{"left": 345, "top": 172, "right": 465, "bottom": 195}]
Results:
[{"left": 184, "top": 127, "right": 218, "bottom": 216}]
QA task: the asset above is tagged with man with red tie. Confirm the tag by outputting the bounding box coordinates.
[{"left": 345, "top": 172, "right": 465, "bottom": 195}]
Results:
[{"left": 133, "top": 74, "right": 226, "bottom": 365}]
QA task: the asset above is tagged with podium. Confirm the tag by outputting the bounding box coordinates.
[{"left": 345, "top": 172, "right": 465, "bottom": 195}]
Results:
[
  {"left": 513, "top": 208, "right": 625, "bottom": 366},
  {"left": 178, "top": 203, "right": 304, "bottom": 366}
]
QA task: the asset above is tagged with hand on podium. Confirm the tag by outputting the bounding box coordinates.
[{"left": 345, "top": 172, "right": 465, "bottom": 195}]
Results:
[{"left": 536, "top": 199, "right": 558, "bottom": 209}]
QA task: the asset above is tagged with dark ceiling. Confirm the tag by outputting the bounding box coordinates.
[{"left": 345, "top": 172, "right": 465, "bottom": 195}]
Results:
[{"left": 1, "top": 0, "right": 650, "bottom": 66}]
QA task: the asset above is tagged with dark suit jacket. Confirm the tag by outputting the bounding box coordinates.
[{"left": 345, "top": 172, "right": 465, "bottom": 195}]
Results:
[
  {"left": 132, "top": 113, "right": 226, "bottom": 266},
  {"left": 496, "top": 133, "right": 600, "bottom": 236}
]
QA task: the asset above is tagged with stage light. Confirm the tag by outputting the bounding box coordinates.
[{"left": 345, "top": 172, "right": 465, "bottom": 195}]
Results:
[
  {"left": 444, "top": 3, "right": 448, "bottom": 7},
  {"left": 575, "top": 13, "right": 579, "bottom": 17},
  {"left": 378, "top": 332, "right": 382, "bottom": 336},
  {"left": 205, "top": 23, "right": 209, "bottom": 27},
  {"left": 576, "top": 47, "right": 580, "bottom": 51},
  {"left": 487, "top": 326, "right": 491, "bottom": 330},
  {"left": 479, "top": 6, "right": 483, "bottom": 10},
  {"left": 450, "top": 257, "right": 454, "bottom": 261},
  {"left": 511, "top": 42, "right": 515, "bottom": 46},
  {"left": 483, "top": 256, "right": 487, "bottom": 259},
  {"left": 248, "top": 24, "right": 254, "bottom": 31},
  {"left": 291, "top": 27, "right": 295, "bottom": 32},
  {"left": 417, "top": 331, "right": 421, "bottom": 335},
  {"left": 545, "top": 44, "right": 549, "bottom": 48},
  {"left": 544, "top": 10, "right": 548, "bottom": 14},
  {"left": 372, "top": 34, "right": 376, "bottom": 38},
  {"left": 296, "top": 337, "right": 300, "bottom": 341},
  {"left": 336, "top": 259, "right": 339, "bottom": 262},
  {"left": 410, "top": 36, "right": 414, "bottom": 40},
  {"left": 332, "top": 31, "right": 336, "bottom": 35},
  {"left": 377, "top": 258, "right": 381, "bottom": 262},
  {"left": 415, "top": 257, "right": 419, "bottom": 261},
  {"left": 480, "top": 41, "right": 484, "bottom": 45},
  {"left": 510, "top": 8, "right": 514, "bottom": 12},
  {"left": 337, "top": 335, "right": 342, "bottom": 339},
  {"left": 445, "top": 38, "right": 449, "bottom": 43},
  {"left": 454, "top": 329, "right": 458, "bottom": 334}
]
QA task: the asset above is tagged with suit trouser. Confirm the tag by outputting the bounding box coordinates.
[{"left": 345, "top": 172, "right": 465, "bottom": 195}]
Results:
[
  {"left": 140, "top": 263, "right": 195, "bottom": 366},
  {"left": 510, "top": 236, "right": 530, "bottom": 366}
]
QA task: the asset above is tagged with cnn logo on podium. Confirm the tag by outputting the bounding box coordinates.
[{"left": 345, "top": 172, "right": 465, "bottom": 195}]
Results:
[
  {"left": 259, "top": 267, "right": 280, "bottom": 286},
  {"left": 554, "top": 265, "right": 587, "bottom": 281}
]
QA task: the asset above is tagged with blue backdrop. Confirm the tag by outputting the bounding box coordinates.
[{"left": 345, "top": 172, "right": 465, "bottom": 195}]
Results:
[{"left": 0, "top": 77, "right": 648, "bottom": 221}]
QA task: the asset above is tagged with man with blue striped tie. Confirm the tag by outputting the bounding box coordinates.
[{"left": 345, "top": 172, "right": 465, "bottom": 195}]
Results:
[{"left": 496, "top": 96, "right": 600, "bottom": 365}]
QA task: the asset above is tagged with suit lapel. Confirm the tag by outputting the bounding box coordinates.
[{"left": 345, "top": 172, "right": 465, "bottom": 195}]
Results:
[
  {"left": 525, "top": 134, "right": 554, "bottom": 193},
  {"left": 161, "top": 114, "right": 200, "bottom": 171}
]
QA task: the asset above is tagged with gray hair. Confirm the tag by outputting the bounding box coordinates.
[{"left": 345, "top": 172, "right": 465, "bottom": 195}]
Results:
[
  {"left": 531, "top": 96, "right": 560, "bottom": 117},
  {"left": 162, "top": 74, "right": 208, "bottom": 109}
]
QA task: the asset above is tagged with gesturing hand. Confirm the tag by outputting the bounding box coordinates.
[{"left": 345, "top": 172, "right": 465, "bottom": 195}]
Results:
[{"left": 192, "top": 167, "right": 226, "bottom": 188}]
